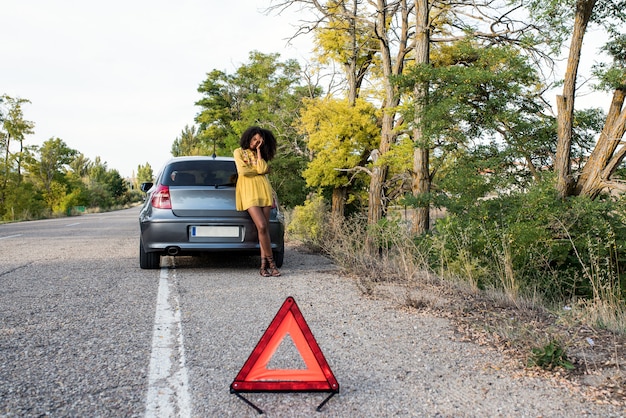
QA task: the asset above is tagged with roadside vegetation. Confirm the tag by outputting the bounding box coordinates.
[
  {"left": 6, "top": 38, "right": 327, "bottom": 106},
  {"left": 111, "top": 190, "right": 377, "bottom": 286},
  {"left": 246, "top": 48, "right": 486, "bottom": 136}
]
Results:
[
  {"left": 286, "top": 193, "right": 625, "bottom": 404},
  {"left": 2, "top": 0, "right": 625, "bottom": 403},
  {"left": 0, "top": 94, "right": 154, "bottom": 221}
]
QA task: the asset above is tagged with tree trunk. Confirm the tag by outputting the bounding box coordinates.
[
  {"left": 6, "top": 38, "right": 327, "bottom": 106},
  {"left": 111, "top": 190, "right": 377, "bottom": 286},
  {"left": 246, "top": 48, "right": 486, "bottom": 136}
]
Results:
[
  {"left": 17, "top": 138, "right": 24, "bottom": 182},
  {"left": 346, "top": 0, "right": 358, "bottom": 106},
  {"left": 368, "top": 136, "right": 390, "bottom": 226},
  {"left": 334, "top": 0, "right": 360, "bottom": 219},
  {"left": 367, "top": 0, "right": 408, "bottom": 228},
  {"left": 411, "top": 0, "right": 431, "bottom": 235},
  {"left": 367, "top": 0, "right": 394, "bottom": 227},
  {"left": 554, "top": 0, "right": 597, "bottom": 198},
  {"left": 1, "top": 132, "right": 11, "bottom": 205},
  {"left": 576, "top": 90, "right": 626, "bottom": 198},
  {"left": 331, "top": 186, "right": 347, "bottom": 218},
  {"left": 577, "top": 88, "right": 626, "bottom": 198},
  {"left": 412, "top": 148, "right": 430, "bottom": 233}
]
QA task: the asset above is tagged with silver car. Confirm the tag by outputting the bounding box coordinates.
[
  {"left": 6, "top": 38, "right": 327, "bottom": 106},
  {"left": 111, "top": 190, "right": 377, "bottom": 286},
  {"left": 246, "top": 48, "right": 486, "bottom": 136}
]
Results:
[{"left": 138, "top": 156, "right": 285, "bottom": 269}]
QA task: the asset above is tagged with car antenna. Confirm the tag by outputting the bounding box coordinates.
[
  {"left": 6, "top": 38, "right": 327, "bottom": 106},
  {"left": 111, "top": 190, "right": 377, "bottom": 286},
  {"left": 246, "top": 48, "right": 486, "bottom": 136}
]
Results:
[{"left": 212, "top": 138, "right": 217, "bottom": 159}]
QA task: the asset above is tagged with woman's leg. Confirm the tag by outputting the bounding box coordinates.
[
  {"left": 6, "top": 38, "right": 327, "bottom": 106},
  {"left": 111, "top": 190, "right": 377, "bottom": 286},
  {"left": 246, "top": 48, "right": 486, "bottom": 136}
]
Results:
[
  {"left": 247, "top": 206, "right": 280, "bottom": 276},
  {"left": 261, "top": 206, "right": 280, "bottom": 276},
  {"left": 247, "top": 206, "right": 273, "bottom": 258}
]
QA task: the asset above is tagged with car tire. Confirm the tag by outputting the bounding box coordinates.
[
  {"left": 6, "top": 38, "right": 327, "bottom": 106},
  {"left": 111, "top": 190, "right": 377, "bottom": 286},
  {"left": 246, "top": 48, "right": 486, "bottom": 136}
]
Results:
[
  {"left": 140, "top": 239, "right": 161, "bottom": 269},
  {"left": 273, "top": 247, "right": 284, "bottom": 268}
]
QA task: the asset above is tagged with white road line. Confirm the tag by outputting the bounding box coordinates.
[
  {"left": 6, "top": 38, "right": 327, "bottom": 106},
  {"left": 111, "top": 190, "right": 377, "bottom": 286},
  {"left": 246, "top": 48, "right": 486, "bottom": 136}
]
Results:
[
  {"left": 65, "top": 222, "right": 81, "bottom": 227},
  {"left": 0, "top": 234, "right": 22, "bottom": 240},
  {"left": 145, "top": 257, "right": 192, "bottom": 418}
]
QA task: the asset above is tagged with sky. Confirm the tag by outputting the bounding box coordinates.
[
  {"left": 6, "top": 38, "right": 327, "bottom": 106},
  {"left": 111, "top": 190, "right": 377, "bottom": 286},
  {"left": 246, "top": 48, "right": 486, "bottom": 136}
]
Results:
[
  {"left": 1, "top": 1, "right": 616, "bottom": 179},
  {"left": 1, "top": 0, "right": 314, "bottom": 178}
]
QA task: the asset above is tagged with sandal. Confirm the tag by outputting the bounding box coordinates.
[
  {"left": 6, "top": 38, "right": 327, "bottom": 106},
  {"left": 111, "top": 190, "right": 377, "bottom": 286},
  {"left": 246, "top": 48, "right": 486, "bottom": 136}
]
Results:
[
  {"left": 266, "top": 256, "right": 281, "bottom": 277},
  {"left": 260, "top": 257, "right": 270, "bottom": 277}
]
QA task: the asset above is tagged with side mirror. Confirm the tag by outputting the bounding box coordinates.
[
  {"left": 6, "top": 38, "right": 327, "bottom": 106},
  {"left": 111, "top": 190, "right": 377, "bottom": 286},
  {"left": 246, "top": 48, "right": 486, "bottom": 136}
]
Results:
[{"left": 140, "top": 182, "right": 154, "bottom": 193}]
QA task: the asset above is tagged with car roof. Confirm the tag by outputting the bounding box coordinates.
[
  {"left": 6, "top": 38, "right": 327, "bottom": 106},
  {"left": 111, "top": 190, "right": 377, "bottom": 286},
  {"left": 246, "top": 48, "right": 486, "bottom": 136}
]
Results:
[{"left": 164, "top": 155, "right": 235, "bottom": 164}]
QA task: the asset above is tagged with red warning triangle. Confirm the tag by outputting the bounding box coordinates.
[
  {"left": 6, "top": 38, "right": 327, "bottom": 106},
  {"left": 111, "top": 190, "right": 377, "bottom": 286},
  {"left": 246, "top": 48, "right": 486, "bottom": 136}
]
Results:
[{"left": 230, "top": 297, "right": 339, "bottom": 393}]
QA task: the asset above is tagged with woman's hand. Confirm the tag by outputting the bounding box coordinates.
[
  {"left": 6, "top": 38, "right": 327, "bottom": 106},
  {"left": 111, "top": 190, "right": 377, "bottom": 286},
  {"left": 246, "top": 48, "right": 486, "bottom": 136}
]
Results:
[
  {"left": 255, "top": 135, "right": 264, "bottom": 160},
  {"left": 251, "top": 133, "right": 264, "bottom": 151}
]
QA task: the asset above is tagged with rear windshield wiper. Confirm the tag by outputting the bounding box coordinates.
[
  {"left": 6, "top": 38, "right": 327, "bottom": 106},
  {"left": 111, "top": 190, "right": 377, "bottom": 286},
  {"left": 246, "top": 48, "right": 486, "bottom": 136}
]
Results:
[{"left": 208, "top": 182, "right": 236, "bottom": 189}]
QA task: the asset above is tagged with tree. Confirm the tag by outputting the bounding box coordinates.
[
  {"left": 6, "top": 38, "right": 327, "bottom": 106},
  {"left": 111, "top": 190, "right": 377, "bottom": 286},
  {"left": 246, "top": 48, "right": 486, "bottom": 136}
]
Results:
[
  {"left": 273, "top": 0, "right": 554, "bottom": 235},
  {"left": 0, "top": 94, "right": 140, "bottom": 218},
  {"left": 31, "top": 138, "right": 76, "bottom": 192},
  {"left": 137, "top": 163, "right": 154, "bottom": 184},
  {"left": 104, "top": 169, "right": 126, "bottom": 201},
  {"left": 411, "top": 0, "right": 430, "bottom": 234},
  {"left": 171, "top": 125, "right": 203, "bottom": 156},
  {"left": 270, "top": 0, "right": 414, "bottom": 230},
  {"left": 299, "top": 97, "right": 379, "bottom": 214},
  {"left": 195, "top": 69, "right": 237, "bottom": 154},
  {"left": 26, "top": 138, "right": 77, "bottom": 211},
  {"left": 554, "top": 0, "right": 598, "bottom": 197},
  {"left": 83, "top": 157, "right": 128, "bottom": 208},
  {"left": 366, "top": 0, "right": 412, "bottom": 228},
  {"left": 195, "top": 51, "right": 308, "bottom": 157},
  {"left": 575, "top": 35, "right": 626, "bottom": 197},
  {"left": 406, "top": 0, "right": 559, "bottom": 234},
  {"left": 68, "top": 153, "right": 92, "bottom": 178},
  {"left": 194, "top": 51, "right": 314, "bottom": 207},
  {"left": 311, "top": 0, "right": 378, "bottom": 104},
  {"left": 528, "top": 0, "right": 626, "bottom": 198},
  {"left": 399, "top": 40, "right": 545, "bottom": 218},
  {"left": 267, "top": 0, "right": 402, "bottom": 225},
  {"left": 1, "top": 95, "right": 34, "bottom": 204},
  {"left": 307, "top": 0, "right": 379, "bottom": 216}
]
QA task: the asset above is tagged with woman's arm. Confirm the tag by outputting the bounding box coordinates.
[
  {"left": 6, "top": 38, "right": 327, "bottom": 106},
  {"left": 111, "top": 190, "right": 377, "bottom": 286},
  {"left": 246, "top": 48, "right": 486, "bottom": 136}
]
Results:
[{"left": 234, "top": 148, "right": 268, "bottom": 176}]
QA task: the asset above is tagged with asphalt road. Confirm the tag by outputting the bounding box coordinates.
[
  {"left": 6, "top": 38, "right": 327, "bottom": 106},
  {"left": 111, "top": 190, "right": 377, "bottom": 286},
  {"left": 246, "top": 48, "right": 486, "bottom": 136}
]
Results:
[
  {"left": 1, "top": 207, "right": 623, "bottom": 417},
  {"left": 0, "top": 207, "right": 345, "bottom": 417},
  {"left": 1, "top": 208, "right": 156, "bottom": 416}
]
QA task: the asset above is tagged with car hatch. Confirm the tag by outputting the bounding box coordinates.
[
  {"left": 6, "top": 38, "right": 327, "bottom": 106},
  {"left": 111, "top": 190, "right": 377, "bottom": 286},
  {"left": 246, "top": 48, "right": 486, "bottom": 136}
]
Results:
[{"left": 169, "top": 187, "right": 245, "bottom": 217}]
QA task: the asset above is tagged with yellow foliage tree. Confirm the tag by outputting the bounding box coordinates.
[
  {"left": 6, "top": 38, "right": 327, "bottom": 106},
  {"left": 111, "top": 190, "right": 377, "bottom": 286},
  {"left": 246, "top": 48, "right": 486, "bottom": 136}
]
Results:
[
  {"left": 312, "top": 0, "right": 378, "bottom": 104},
  {"left": 299, "top": 97, "right": 379, "bottom": 217}
]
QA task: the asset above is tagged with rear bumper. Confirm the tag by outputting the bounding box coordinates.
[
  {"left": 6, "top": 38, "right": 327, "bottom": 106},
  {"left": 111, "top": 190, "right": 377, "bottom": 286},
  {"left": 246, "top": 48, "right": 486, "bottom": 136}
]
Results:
[{"left": 139, "top": 216, "right": 284, "bottom": 254}]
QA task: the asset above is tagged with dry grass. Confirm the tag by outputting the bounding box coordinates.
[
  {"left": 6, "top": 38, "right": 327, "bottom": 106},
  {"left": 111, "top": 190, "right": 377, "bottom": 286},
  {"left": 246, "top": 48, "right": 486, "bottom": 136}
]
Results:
[{"left": 309, "top": 215, "right": 626, "bottom": 407}]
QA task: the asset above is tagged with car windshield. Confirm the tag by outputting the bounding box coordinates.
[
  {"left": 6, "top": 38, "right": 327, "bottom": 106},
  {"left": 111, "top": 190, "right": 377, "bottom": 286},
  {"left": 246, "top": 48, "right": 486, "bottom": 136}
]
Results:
[{"left": 163, "top": 160, "right": 238, "bottom": 187}]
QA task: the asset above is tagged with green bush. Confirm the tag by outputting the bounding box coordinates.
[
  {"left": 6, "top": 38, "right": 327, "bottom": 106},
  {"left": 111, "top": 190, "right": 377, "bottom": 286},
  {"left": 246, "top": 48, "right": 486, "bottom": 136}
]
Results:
[
  {"left": 286, "top": 194, "right": 329, "bottom": 249},
  {"left": 421, "top": 180, "right": 626, "bottom": 302},
  {"left": 1, "top": 182, "right": 46, "bottom": 221},
  {"left": 528, "top": 340, "right": 575, "bottom": 371}
]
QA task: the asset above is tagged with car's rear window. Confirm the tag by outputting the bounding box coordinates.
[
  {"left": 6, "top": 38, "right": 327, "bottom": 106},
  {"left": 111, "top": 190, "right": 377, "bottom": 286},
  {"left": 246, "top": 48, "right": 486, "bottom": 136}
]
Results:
[{"left": 163, "top": 160, "right": 238, "bottom": 186}]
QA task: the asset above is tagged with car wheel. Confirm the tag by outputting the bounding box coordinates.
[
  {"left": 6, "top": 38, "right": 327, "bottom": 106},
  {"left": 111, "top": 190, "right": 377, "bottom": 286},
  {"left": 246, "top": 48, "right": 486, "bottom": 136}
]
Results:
[
  {"left": 140, "top": 239, "right": 161, "bottom": 269},
  {"left": 273, "top": 247, "right": 284, "bottom": 268}
]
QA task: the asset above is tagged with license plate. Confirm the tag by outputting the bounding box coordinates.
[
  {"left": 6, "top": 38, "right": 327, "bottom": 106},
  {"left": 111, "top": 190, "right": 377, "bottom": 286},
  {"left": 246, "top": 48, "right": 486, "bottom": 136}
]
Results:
[{"left": 191, "top": 226, "right": 239, "bottom": 238}]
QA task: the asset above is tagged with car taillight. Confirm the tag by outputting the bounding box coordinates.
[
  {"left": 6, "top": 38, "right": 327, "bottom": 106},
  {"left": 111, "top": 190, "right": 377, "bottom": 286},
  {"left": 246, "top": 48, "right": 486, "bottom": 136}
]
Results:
[{"left": 151, "top": 184, "right": 172, "bottom": 209}]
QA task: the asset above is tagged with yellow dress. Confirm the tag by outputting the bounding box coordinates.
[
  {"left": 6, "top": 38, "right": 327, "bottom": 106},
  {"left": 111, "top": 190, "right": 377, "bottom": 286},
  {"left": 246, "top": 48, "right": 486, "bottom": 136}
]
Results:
[{"left": 233, "top": 147, "right": 273, "bottom": 211}]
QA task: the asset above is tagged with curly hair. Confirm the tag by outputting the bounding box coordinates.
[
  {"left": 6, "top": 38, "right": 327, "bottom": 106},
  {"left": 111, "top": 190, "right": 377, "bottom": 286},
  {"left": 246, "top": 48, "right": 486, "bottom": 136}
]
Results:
[{"left": 239, "top": 126, "right": 277, "bottom": 161}]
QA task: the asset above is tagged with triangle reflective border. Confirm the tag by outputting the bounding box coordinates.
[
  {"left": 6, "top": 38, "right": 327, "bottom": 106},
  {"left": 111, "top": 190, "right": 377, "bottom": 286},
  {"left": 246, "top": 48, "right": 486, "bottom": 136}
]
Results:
[{"left": 230, "top": 297, "right": 339, "bottom": 412}]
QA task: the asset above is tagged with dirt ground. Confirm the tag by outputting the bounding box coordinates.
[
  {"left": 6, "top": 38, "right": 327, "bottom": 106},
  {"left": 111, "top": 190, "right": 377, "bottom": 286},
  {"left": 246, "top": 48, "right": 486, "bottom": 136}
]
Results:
[{"left": 375, "top": 276, "right": 626, "bottom": 408}]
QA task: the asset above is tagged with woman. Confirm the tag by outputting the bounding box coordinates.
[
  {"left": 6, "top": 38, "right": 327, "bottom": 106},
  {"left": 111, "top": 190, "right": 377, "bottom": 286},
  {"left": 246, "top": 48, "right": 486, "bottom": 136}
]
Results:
[{"left": 233, "top": 126, "right": 281, "bottom": 277}]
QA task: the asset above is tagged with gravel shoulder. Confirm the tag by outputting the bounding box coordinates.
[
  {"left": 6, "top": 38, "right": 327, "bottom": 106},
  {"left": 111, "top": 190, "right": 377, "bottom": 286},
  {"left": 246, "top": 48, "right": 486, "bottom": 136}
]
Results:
[{"left": 360, "top": 252, "right": 626, "bottom": 411}]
